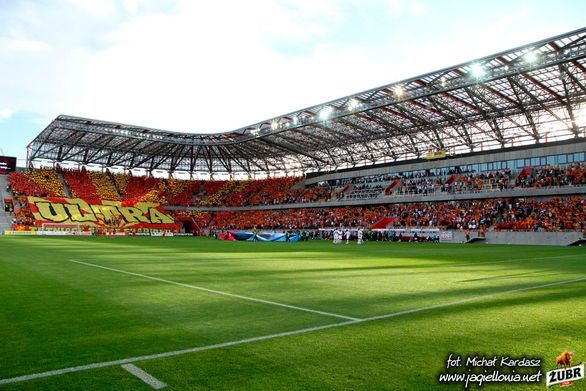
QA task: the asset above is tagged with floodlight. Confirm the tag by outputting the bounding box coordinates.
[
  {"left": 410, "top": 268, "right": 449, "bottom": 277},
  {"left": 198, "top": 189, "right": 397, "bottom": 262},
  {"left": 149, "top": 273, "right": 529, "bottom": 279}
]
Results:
[
  {"left": 524, "top": 51, "right": 538, "bottom": 63},
  {"left": 348, "top": 98, "right": 360, "bottom": 110},
  {"left": 319, "top": 107, "right": 334, "bottom": 120},
  {"left": 394, "top": 85, "right": 404, "bottom": 97},
  {"left": 470, "top": 63, "right": 485, "bottom": 78}
]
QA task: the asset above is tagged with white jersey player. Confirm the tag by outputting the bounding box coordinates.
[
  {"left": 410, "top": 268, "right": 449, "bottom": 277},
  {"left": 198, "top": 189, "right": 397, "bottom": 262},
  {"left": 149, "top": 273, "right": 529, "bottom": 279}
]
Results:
[{"left": 357, "top": 228, "right": 364, "bottom": 244}]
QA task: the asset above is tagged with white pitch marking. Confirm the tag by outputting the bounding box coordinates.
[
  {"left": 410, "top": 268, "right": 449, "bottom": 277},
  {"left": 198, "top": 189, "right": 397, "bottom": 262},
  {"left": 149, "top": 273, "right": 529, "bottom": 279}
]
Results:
[
  {"left": 67, "top": 259, "right": 359, "bottom": 321},
  {"left": 1, "top": 275, "right": 585, "bottom": 386},
  {"left": 360, "top": 276, "right": 586, "bottom": 322},
  {"left": 0, "top": 320, "right": 359, "bottom": 386},
  {"left": 121, "top": 364, "right": 167, "bottom": 389}
]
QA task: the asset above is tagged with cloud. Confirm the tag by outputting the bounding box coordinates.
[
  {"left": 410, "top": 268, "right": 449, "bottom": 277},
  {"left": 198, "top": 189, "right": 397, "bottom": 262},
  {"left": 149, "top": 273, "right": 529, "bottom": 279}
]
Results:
[
  {"left": 59, "top": 0, "right": 118, "bottom": 17},
  {"left": 0, "top": 0, "right": 585, "bottom": 139},
  {"left": 0, "top": 108, "right": 14, "bottom": 120},
  {"left": 65, "top": 0, "right": 378, "bottom": 131},
  {"left": 0, "top": 37, "right": 51, "bottom": 52},
  {"left": 384, "top": 0, "right": 427, "bottom": 18}
]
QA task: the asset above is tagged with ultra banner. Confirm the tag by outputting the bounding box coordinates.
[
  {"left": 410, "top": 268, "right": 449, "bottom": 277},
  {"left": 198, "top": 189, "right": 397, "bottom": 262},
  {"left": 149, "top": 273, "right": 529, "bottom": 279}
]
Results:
[{"left": 27, "top": 197, "right": 177, "bottom": 230}]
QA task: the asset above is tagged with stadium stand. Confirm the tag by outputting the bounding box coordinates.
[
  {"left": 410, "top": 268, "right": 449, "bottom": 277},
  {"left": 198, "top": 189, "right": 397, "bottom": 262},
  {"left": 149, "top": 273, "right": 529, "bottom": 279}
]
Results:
[
  {"left": 63, "top": 168, "right": 99, "bottom": 201},
  {"left": 4, "top": 28, "right": 586, "bottom": 244},
  {"left": 196, "top": 197, "right": 584, "bottom": 232},
  {"left": 166, "top": 178, "right": 199, "bottom": 206},
  {"left": 7, "top": 163, "right": 584, "bottom": 237},
  {"left": 88, "top": 171, "right": 120, "bottom": 201},
  {"left": 7, "top": 172, "right": 45, "bottom": 197},
  {"left": 24, "top": 168, "right": 65, "bottom": 197}
]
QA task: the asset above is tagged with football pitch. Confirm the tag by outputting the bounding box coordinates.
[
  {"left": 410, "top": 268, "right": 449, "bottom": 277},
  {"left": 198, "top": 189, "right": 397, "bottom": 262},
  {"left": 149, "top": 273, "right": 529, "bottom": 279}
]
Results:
[{"left": 0, "top": 236, "right": 585, "bottom": 390}]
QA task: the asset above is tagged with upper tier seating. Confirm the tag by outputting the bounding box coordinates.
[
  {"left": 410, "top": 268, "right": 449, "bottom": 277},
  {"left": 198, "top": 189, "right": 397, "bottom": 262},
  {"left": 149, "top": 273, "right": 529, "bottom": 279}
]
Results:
[
  {"left": 7, "top": 163, "right": 586, "bottom": 209},
  {"left": 25, "top": 168, "right": 65, "bottom": 197},
  {"left": 63, "top": 168, "right": 100, "bottom": 200},
  {"left": 88, "top": 171, "right": 120, "bottom": 201}
]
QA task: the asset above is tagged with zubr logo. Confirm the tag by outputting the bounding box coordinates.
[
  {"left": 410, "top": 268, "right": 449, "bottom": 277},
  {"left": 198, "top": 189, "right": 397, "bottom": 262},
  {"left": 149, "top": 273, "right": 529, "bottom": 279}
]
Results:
[{"left": 546, "top": 351, "right": 584, "bottom": 388}]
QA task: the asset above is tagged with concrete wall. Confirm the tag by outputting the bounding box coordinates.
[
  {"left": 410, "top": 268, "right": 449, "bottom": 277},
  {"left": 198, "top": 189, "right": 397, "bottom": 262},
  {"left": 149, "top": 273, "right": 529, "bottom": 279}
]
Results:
[{"left": 445, "top": 230, "right": 585, "bottom": 246}]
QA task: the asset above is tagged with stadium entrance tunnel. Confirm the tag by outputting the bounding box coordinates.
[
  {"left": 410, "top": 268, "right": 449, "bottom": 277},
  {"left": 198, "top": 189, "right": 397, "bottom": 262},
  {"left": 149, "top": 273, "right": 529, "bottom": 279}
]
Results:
[{"left": 175, "top": 217, "right": 197, "bottom": 234}]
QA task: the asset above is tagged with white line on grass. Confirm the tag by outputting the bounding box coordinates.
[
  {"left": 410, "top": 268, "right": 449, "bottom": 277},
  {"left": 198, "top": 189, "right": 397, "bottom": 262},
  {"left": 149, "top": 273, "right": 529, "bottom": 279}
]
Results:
[
  {"left": 360, "top": 276, "right": 586, "bottom": 322},
  {"left": 67, "top": 260, "right": 360, "bottom": 321},
  {"left": 121, "top": 364, "right": 167, "bottom": 389},
  {"left": 0, "top": 320, "right": 359, "bottom": 386},
  {"left": 1, "top": 275, "right": 585, "bottom": 386}
]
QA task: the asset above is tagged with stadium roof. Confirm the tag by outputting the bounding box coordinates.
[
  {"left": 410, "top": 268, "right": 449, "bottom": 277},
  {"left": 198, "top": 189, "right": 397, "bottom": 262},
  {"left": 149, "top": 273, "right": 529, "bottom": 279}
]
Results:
[{"left": 29, "top": 27, "right": 586, "bottom": 175}]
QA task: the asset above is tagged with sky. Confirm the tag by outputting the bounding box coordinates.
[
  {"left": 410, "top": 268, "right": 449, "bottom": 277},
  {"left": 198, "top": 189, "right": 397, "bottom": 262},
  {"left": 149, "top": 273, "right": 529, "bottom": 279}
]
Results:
[{"left": 1, "top": 0, "right": 585, "bottom": 166}]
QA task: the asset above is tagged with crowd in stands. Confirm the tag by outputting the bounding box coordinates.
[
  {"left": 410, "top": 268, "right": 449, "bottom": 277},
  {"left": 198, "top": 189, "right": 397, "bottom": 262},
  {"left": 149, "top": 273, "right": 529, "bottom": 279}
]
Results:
[
  {"left": 8, "top": 169, "right": 68, "bottom": 227},
  {"left": 4, "top": 163, "right": 585, "bottom": 233},
  {"left": 6, "top": 164, "right": 585, "bottom": 209},
  {"left": 63, "top": 168, "right": 100, "bottom": 201},
  {"left": 393, "top": 169, "right": 514, "bottom": 195},
  {"left": 7, "top": 172, "right": 45, "bottom": 197},
  {"left": 203, "top": 206, "right": 385, "bottom": 231},
  {"left": 297, "top": 185, "right": 339, "bottom": 203},
  {"left": 344, "top": 184, "right": 384, "bottom": 200},
  {"left": 492, "top": 197, "right": 584, "bottom": 231},
  {"left": 191, "top": 196, "right": 584, "bottom": 233},
  {"left": 443, "top": 169, "right": 512, "bottom": 193},
  {"left": 8, "top": 168, "right": 66, "bottom": 198},
  {"left": 166, "top": 178, "right": 199, "bottom": 206},
  {"left": 516, "top": 163, "right": 585, "bottom": 188},
  {"left": 88, "top": 171, "right": 120, "bottom": 201}
]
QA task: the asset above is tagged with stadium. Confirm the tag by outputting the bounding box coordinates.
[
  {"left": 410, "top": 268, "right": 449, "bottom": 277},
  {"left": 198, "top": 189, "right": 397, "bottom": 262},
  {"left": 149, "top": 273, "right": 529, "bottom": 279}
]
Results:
[{"left": 0, "top": 22, "right": 585, "bottom": 390}]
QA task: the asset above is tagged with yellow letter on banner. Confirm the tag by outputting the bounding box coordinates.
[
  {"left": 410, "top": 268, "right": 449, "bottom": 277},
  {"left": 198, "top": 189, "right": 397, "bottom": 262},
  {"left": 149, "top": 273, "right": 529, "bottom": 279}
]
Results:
[
  {"left": 64, "top": 203, "right": 98, "bottom": 222},
  {"left": 119, "top": 207, "right": 151, "bottom": 223},
  {"left": 35, "top": 202, "right": 70, "bottom": 223},
  {"left": 90, "top": 204, "right": 122, "bottom": 221},
  {"left": 148, "top": 207, "right": 175, "bottom": 224}
]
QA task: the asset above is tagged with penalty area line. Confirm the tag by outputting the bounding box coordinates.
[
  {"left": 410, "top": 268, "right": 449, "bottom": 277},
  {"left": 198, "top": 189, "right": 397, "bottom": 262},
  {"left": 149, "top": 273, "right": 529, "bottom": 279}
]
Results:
[
  {"left": 67, "top": 259, "right": 360, "bottom": 321},
  {"left": 121, "top": 364, "right": 167, "bottom": 389},
  {"left": 1, "top": 276, "right": 585, "bottom": 386}
]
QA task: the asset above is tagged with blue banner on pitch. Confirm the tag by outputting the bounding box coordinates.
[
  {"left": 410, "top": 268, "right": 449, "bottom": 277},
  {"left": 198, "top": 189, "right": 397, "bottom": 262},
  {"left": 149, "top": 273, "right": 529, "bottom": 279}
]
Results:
[{"left": 233, "top": 232, "right": 299, "bottom": 242}]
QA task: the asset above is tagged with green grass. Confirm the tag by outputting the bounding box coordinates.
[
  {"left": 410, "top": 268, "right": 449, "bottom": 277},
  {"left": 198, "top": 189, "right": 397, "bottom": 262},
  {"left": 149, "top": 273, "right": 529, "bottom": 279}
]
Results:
[{"left": 0, "top": 236, "right": 585, "bottom": 390}]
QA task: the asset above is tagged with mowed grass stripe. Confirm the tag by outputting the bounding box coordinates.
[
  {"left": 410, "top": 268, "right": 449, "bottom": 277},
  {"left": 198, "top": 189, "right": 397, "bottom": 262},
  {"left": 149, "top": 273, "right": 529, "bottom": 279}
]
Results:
[
  {"left": 438, "top": 254, "right": 580, "bottom": 268},
  {"left": 68, "top": 260, "right": 360, "bottom": 321},
  {"left": 75, "top": 247, "right": 585, "bottom": 320},
  {"left": 1, "top": 275, "right": 585, "bottom": 386},
  {"left": 1, "top": 238, "right": 584, "bottom": 389},
  {"left": 0, "top": 248, "right": 340, "bottom": 379}
]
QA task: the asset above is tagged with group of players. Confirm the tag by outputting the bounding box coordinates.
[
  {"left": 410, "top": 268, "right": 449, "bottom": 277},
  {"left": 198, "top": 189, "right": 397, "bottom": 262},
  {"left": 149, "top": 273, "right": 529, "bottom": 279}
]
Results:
[{"left": 332, "top": 227, "right": 364, "bottom": 245}]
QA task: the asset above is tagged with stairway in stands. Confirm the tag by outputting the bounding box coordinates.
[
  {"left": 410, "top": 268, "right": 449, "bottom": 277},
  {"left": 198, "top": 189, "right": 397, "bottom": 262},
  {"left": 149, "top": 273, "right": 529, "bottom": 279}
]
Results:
[
  {"left": 371, "top": 217, "right": 396, "bottom": 230},
  {"left": 0, "top": 174, "right": 14, "bottom": 233},
  {"left": 58, "top": 172, "right": 72, "bottom": 198}
]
